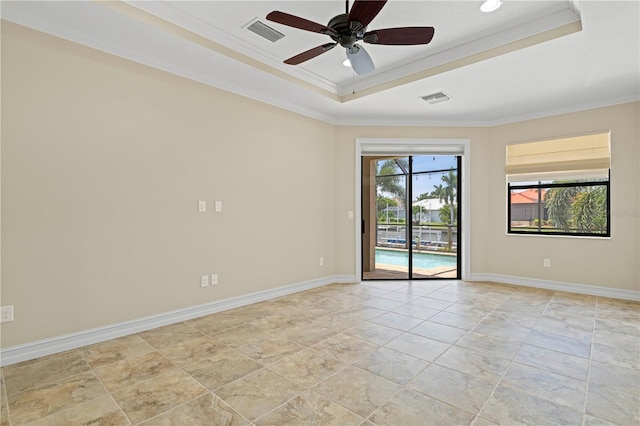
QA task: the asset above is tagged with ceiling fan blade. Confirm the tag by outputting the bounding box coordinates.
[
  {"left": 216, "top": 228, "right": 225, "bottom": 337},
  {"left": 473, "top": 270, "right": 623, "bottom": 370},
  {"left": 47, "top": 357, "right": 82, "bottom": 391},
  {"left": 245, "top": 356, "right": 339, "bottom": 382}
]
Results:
[
  {"left": 363, "top": 27, "right": 435, "bottom": 45},
  {"left": 267, "top": 11, "right": 337, "bottom": 36},
  {"left": 348, "top": 0, "right": 388, "bottom": 28},
  {"left": 284, "top": 43, "right": 337, "bottom": 65},
  {"left": 346, "top": 44, "right": 375, "bottom": 75}
]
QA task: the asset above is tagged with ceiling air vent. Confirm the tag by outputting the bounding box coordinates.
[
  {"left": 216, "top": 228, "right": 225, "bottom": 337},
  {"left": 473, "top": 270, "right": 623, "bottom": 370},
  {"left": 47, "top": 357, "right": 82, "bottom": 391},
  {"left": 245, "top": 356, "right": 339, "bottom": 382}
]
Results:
[
  {"left": 420, "top": 91, "right": 451, "bottom": 105},
  {"left": 246, "top": 20, "right": 285, "bottom": 42}
]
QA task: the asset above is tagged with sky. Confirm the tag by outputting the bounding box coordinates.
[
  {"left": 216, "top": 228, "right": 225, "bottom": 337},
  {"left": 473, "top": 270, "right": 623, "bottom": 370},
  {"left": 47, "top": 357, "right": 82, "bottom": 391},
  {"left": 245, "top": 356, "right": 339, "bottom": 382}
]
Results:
[{"left": 376, "top": 155, "right": 458, "bottom": 201}]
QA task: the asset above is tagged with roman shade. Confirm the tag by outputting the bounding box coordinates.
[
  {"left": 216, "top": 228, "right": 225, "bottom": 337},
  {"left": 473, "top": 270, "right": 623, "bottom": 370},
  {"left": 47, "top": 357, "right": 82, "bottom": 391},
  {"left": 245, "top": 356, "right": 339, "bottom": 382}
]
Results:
[{"left": 506, "top": 131, "right": 610, "bottom": 182}]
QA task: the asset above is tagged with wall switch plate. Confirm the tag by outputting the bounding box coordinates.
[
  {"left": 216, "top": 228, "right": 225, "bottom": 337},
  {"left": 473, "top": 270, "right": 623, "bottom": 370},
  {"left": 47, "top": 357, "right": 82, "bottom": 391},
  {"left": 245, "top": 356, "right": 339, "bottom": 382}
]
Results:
[
  {"left": 201, "top": 275, "right": 209, "bottom": 287},
  {"left": 319, "top": 257, "right": 324, "bottom": 266},
  {"left": 348, "top": 211, "right": 354, "bottom": 219},
  {"left": 1, "top": 305, "right": 14, "bottom": 323},
  {"left": 215, "top": 201, "right": 222, "bottom": 213},
  {"left": 211, "top": 274, "right": 218, "bottom": 285},
  {"left": 543, "top": 259, "right": 551, "bottom": 268},
  {"left": 198, "top": 201, "right": 207, "bottom": 212}
]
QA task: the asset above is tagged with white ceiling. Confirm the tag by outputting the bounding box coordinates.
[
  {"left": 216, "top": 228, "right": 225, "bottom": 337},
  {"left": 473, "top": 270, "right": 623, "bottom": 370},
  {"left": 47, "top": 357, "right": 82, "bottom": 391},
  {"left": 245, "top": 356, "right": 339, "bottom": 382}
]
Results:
[{"left": 2, "top": 1, "right": 639, "bottom": 126}]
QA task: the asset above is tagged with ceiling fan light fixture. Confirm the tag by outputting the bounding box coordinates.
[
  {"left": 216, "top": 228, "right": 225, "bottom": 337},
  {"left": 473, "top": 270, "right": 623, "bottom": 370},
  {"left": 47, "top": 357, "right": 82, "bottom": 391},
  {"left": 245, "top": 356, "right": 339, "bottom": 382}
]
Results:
[
  {"left": 480, "top": 0, "right": 502, "bottom": 13},
  {"left": 346, "top": 44, "right": 374, "bottom": 75},
  {"left": 342, "top": 59, "right": 352, "bottom": 67}
]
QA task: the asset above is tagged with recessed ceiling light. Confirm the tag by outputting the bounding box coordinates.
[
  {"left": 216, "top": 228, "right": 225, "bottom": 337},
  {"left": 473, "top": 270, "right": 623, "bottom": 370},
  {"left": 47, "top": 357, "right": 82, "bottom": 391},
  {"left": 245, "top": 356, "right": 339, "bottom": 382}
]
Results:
[
  {"left": 343, "top": 59, "right": 351, "bottom": 67},
  {"left": 480, "top": 0, "right": 502, "bottom": 13}
]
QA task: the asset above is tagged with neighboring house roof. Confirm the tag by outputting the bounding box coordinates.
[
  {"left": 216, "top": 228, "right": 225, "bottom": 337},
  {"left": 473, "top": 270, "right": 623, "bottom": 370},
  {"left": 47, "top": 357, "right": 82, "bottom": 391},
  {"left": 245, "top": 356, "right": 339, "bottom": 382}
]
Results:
[{"left": 511, "top": 189, "right": 547, "bottom": 204}]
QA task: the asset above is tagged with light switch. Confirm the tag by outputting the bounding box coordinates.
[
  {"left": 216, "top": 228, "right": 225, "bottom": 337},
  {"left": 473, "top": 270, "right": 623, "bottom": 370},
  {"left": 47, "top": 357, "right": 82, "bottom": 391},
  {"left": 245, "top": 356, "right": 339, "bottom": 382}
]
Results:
[
  {"left": 215, "top": 201, "right": 222, "bottom": 212},
  {"left": 198, "top": 201, "right": 207, "bottom": 212},
  {"left": 348, "top": 211, "right": 354, "bottom": 219}
]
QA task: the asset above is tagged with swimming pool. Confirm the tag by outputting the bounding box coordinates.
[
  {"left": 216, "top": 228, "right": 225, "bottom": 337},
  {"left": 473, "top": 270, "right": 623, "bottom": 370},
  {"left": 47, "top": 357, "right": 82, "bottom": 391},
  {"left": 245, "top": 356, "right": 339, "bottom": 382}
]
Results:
[{"left": 375, "top": 248, "right": 457, "bottom": 269}]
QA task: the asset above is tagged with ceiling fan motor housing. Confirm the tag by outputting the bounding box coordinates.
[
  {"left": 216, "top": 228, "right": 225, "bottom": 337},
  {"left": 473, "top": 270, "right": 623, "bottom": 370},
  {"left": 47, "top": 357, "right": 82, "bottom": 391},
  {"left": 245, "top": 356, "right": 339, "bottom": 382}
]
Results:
[{"left": 327, "top": 14, "right": 365, "bottom": 48}]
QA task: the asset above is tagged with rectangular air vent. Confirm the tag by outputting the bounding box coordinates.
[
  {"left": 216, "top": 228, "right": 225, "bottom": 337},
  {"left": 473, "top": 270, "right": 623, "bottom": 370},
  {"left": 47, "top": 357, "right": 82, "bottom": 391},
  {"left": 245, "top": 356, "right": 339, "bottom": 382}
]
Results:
[
  {"left": 421, "top": 91, "right": 451, "bottom": 105},
  {"left": 246, "top": 20, "right": 285, "bottom": 42}
]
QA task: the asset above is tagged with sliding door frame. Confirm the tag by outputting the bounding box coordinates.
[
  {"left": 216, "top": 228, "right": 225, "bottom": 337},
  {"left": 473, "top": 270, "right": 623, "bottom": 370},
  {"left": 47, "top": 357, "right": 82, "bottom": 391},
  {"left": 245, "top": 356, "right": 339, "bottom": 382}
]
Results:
[{"left": 355, "top": 138, "right": 471, "bottom": 281}]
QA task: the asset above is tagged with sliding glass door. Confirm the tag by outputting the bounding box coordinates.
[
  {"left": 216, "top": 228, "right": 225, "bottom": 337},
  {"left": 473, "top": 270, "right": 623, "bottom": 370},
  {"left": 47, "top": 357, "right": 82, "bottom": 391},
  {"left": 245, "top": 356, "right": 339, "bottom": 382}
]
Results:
[{"left": 362, "top": 155, "right": 460, "bottom": 280}]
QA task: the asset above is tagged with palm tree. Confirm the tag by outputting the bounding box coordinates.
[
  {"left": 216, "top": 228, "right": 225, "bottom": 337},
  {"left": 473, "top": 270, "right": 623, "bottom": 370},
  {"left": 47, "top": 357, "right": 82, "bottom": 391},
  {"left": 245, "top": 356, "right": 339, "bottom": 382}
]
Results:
[
  {"left": 376, "top": 159, "right": 407, "bottom": 206},
  {"left": 441, "top": 169, "right": 457, "bottom": 226},
  {"left": 545, "top": 182, "right": 607, "bottom": 233},
  {"left": 545, "top": 185, "right": 578, "bottom": 231}
]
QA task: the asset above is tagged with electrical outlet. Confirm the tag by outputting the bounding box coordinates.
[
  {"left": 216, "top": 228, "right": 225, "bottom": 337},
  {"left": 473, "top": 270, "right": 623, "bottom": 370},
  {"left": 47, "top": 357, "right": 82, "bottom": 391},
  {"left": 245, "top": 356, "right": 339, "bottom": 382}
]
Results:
[
  {"left": 1, "top": 305, "right": 14, "bottom": 323},
  {"left": 201, "top": 275, "right": 209, "bottom": 287},
  {"left": 211, "top": 274, "right": 218, "bottom": 285},
  {"left": 198, "top": 201, "right": 207, "bottom": 212},
  {"left": 544, "top": 258, "right": 551, "bottom": 268}
]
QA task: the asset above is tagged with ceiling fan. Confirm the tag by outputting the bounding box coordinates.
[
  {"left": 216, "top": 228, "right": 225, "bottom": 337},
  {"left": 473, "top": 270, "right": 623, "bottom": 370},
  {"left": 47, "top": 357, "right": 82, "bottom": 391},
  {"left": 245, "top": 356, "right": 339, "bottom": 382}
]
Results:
[{"left": 266, "top": 0, "right": 435, "bottom": 75}]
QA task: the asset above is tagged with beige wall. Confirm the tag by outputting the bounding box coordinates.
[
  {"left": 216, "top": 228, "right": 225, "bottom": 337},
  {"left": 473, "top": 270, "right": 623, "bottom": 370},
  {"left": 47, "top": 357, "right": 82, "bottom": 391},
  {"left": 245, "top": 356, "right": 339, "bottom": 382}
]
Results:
[
  {"left": 486, "top": 103, "right": 639, "bottom": 290},
  {"left": 333, "top": 126, "right": 493, "bottom": 277},
  {"left": 1, "top": 23, "right": 335, "bottom": 347},
  {"left": 1, "top": 22, "right": 638, "bottom": 350}
]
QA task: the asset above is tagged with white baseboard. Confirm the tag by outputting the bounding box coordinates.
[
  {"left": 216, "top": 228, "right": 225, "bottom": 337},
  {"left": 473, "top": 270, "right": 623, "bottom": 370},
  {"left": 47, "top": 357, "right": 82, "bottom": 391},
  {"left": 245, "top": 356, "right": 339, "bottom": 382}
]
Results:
[
  {"left": 468, "top": 273, "right": 640, "bottom": 301},
  {"left": 0, "top": 275, "right": 356, "bottom": 367}
]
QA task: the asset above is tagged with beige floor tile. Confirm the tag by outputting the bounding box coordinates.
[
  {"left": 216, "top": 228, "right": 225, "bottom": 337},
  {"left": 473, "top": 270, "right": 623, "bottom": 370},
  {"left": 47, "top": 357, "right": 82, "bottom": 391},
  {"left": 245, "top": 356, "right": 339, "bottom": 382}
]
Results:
[
  {"left": 482, "top": 310, "right": 538, "bottom": 329},
  {"left": 591, "top": 341, "right": 640, "bottom": 368},
  {"left": 370, "top": 388, "right": 475, "bottom": 426},
  {"left": 235, "top": 336, "right": 305, "bottom": 364},
  {"left": 138, "top": 322, "right": 204, "bottom": 350},
  {"left": 4, "top": 281, "right": 639, "bottom": 425},
  {"left": 139, "top": 393, "right": 248, "bottom": 425},
  {"left": 215, "top": 368, "right": 305, "bottom": 421},
  {"left": 391, "top": 303, "right": 439, "bottom": 320},
  {"left": 185, "top": 313, "right": 247, "bottom": 335},
  {"left": 211, "top": 324, "right": 271, "bottom": 347},
  {"left": 112, "top": 369, "right": 207, "bottom": 424},
  {"left": 156, "top": 335, "right": 228, "bottom": 366},
  {"left": 434, "top": 346, "right": 510, "bottom": 383},
  {"left": 589, "top": 360, "right": 640, "bottom": 396},
  {"left": 27, "top": 395, "right": 128, "bottom": 426},
  {"left": 80, "top": 334, "right": 156, "bottom": 369},
  {"left": 311, "top": 334, "right": 378, "bottom": 363},
  {"left": 180, "top": 348, "right": 263, "bottom": 390},
  {"left": 343, "top": 322, "right": 403, "bottom": 345},
  {"left": 480, "top": 386, "right": 582, "bottom": 425},
  {"left": 581, "top": 413, "right": 618, "bottom": 425},
  {"left": 472, "top": 320, "right": 531, "bottom": 342},
  {"left": 280, "top": 321, "right": 341, "bottom": 346},
  {"left": 428, "top": 311, "right": 480, "bottom": 330},
  {"left": 312, "top": 365, "right": 402, "bottom": 418},
  {"left": 354, "top": 347, "right": 429, "bottom": 385},
  {"left": 1, "top": 375, "right": 9, "bottom": 426},
  {"left": 586, "top": 383, "right": 640, "bottom": 425},
  {"left": 3, "top": 350, "right": 90, "bottom": 396},
  {"left": 7, "top": 372, "right": 107, "bottom": 425},
  {"left": 254, "top": 390, "right": 364, "bottom": 426},
  {"left": 409, "top": 320, "right": 467, "bottom": 343},
  {"left": 385, "top": 333, "right": 450, "bottom": 362},
  {"left": 455, "top": 332, "right": 522, "bottom": 360},
  {"left": 408, "top": 364, "right": 495, "bottom": 414},
  {"left": 410, "top": 297, "right": 454, "bottom": 310},
  {"left": 500, "top": 363, "right": 586, "bottom": 411},
  {"left": 535, "top": 316, "right": 593, "bottom": 339},
  {"left": 268, "top": 348, "right": 347, "bottom": 388},
  {"left": 524, "top": 329, "right": 591, "bottom": 358},
  {"left": 93, "top": 351, "right": 176, "bottom": 394},
  {"left": 369, "top": 311, "right": 424, "bottom": 331},
  {"left": 358, "top": 297, "right": 404, "bottom": 311},
  {"left": 515, "top": 344, "right": 589, "bottom": 380},
  {"left": 595, "top": 316, "right": 640, "bottom": 337}
]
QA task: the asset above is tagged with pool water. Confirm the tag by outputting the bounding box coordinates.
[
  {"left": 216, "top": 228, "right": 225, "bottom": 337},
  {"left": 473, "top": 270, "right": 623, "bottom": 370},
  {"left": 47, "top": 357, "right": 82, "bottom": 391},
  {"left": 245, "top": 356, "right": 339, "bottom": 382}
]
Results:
[{"left": 376, "top": 248, "right": 457, "bottom": 269}]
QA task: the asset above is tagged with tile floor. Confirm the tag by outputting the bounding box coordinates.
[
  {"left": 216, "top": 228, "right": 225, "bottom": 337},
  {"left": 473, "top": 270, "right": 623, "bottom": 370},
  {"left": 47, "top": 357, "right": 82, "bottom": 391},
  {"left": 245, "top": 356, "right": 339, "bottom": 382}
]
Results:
[{"left": 1, "top": 280, "right": 639, "bottom": 425}]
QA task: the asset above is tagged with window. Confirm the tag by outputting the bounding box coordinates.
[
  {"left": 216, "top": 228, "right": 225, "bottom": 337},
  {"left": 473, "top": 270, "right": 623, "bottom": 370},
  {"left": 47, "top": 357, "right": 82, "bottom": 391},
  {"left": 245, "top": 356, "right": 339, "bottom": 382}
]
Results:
[{"left": 506, "top": 132, "right": 611, "bottom": 237}]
